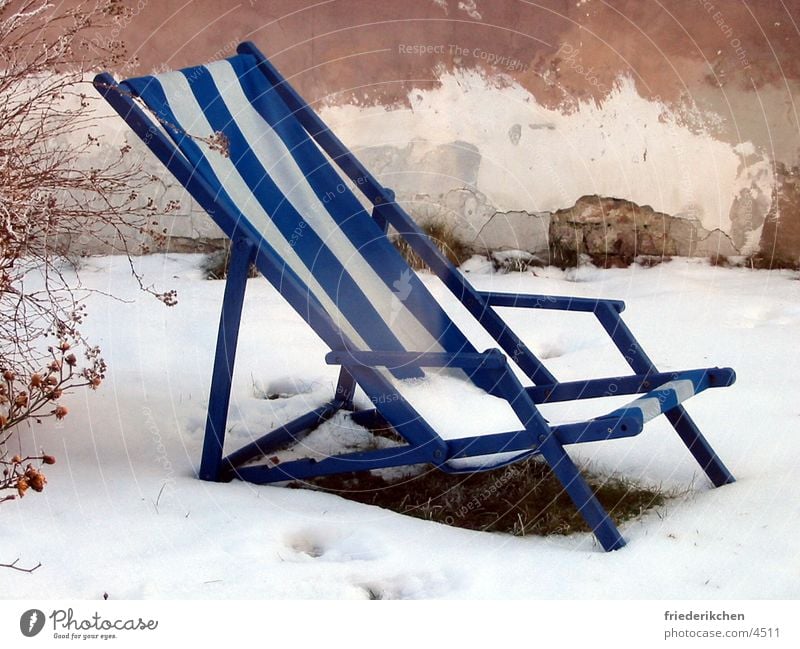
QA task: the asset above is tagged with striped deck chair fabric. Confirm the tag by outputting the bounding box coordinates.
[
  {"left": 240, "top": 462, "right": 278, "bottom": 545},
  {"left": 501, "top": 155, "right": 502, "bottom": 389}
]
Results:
[{"left": 123, "top": 54, "right": 527, "bottom": 455}]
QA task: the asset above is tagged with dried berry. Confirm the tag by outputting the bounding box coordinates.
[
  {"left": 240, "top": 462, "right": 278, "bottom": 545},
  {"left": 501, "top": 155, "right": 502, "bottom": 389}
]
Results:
[{"left": 26, "top": 468, "right": 46, "bottom": 492}]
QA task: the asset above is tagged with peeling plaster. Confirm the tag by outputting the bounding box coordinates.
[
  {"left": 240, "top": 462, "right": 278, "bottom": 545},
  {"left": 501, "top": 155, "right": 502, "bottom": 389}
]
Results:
[{"left": 322, "top": 71, "right": 774, "bottom": 246}]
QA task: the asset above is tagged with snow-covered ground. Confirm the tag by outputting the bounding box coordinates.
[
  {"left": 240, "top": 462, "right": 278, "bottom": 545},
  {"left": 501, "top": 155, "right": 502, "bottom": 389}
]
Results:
[{"left": 1, "top": 254, "right": 798, "bottom": 599}]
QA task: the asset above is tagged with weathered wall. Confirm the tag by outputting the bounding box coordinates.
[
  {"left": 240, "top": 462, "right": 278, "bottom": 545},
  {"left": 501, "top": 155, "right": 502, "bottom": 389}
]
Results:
[{"left": 80, "top": 0, "right": 799, "bottom": 264}]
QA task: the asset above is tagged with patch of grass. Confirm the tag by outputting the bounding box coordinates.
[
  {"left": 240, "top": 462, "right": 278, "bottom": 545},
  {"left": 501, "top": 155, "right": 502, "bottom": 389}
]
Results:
[
  {"left": 392, "top": 221, "right": 471, "bottom": 270},
  {"left": 293, "top": 456, "right": 668, "bottom": 538},
  {"left": 548, "top": 237, "right": 581, "bottom": 269},
  {"left": 745, "top": 253, "right": 800, "bottom": 271},
  {"left": 204, "top": 221, "right": 470, "bottom": 277},
  {"left": 708, "top": 253, "right": 731, "bottom": 267},
  {"left": 490, "top": 251, "right": 546, "bottom": 273},
  {"left": 635, "top": 254, "right": 672, "bottom": 268},
  {"left": 496, "top": 257, "right": 536, "bottom": 273}
]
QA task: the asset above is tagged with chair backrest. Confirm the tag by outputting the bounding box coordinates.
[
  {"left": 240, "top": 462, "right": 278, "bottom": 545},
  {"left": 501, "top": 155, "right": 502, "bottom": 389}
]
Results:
[{"left": 122, "top": 54, "right": 477, "bottom": 367}]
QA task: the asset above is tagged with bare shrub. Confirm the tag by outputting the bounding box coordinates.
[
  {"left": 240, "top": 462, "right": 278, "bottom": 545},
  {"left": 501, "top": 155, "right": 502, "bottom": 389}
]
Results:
[{"left": 1, "top": 0, "right": 174, "bottom": 505}]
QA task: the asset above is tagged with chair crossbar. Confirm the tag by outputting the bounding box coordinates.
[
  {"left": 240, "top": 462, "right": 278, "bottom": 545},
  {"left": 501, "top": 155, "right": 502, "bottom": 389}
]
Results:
[
  {"left": 234, "top": 443, "right": 438, "bottom": 484},
  {"left": 479, "top": 291, "right": 626, "bottom": 313},
  {"left": 325, "top": 349, "right": 507, "bottom": 370},
  {"left": 527, "top": 367, "right": 735, "bottom": 403},
  {"left": 221, "top": 400, "right": 345, "bottom": 478}
]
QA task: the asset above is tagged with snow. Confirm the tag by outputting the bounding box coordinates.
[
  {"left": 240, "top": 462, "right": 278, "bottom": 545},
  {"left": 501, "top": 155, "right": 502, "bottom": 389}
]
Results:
[
  {"left": 1, "top": 254, "right": 798, "bottom": 598},
  {"left": 381, "top": 374, "right": 525, "bottom": 440}
]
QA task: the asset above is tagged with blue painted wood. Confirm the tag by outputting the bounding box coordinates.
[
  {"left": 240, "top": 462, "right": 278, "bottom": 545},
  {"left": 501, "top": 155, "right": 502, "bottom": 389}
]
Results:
[
  {"left": 234, "top": 444, "right": 436, "bottom": 484},
  {"left": 236, "top": 42, "right": 387, "bottom": 204},
  {"left": 330, "top": 196, "right": 392, "bottom": 404},
  {"left": 527, "top": 368, "right": 735, "bottom": 403},
  {"left": 248, "top": 246, "right": 451, "bottom": 455},
  {"left": 221, "top": 401, "right": 343, "bottom": 477},
  {"left": 325, "top": 349, "right": 507, "bottom": 370},
  {"left": 446, "top": 430, "right": 537, "bottom": 459},
  {"left": 480, "top": 291, "right": 626, "bottom": 313},
  {"left": 663, "top": 408, "right": 736, "bottom": 486},
  {"left": 341, "top": 366, "right": 449, "bottom": 456},
  {"left": 594, "top": 303, "right": 735, "bottom": 486},
  {"left": 551, "top": 414, "right": 643, "bottom": 444},
  {"left": 371, "top": 192, "right": 394, "bottom": 233},
  {"left": 537, "top": 433, "right": 627, "bottom": 551},
  {"left": 199, "top": 238, "right": 254, "bottom": 481},
  {"left": 443, "top": 407, "right": 644, "bottom": 456},
  {"left": 333, "top": 367, "right": 356, "bottom": 410}
]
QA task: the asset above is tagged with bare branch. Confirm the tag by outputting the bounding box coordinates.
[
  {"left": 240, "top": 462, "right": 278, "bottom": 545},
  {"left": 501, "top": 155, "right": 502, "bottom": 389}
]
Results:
[
  {"left": 1, "top": 0, "right": 176, "bottom": 506},
  {"left": 0, "top": 557, "right": 42, "bottom": 573}
]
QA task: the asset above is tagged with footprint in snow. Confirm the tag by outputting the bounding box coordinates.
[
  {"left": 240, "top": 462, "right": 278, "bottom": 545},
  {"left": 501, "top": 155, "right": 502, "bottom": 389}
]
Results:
[
  {"left": 356, "top": 571, "right": 455, "bottom": 599},
  {"left": 283, "top": 527, "right": 383, "bottom": 562},
  {"left": 723, "top": 303, "right": 800, "bottom": 329}
]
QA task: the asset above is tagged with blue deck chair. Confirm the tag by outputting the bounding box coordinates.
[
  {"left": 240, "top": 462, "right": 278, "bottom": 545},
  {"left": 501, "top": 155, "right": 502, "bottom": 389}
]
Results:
[{"left": 95, "top": 42, "right": 736, "bottom": 551}]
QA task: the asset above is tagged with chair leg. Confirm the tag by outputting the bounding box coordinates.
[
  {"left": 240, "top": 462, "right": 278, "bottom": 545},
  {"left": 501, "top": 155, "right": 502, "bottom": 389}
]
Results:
[
  {"left": 200, "top": 238, "right": 255, "bottom": 481},
  {"left": 665, "top": 405, "right": 735, "bottom": 487},
  {"left": 334, "top": 367, "right": 356, "bottom": 409},
  {"left": 478, "top": 359, "right": 625, "bottom": 550},
  {"left": 595, "top": 303, "right": 735, "bottom": 489},
  {"left": 537, "top": 435, "right": 626, "bottom": 551}
]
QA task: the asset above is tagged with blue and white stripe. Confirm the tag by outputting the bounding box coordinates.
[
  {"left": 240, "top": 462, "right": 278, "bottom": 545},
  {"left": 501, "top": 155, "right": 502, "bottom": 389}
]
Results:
[
  {"left": 122, "top": 55, "right": 528, "bottom": 444},
  {"left": 611, "top": 378, "right": 696, "bottom": 424},
  {"left": 125, "top": 57, "right": 470, "bottom": 359}
]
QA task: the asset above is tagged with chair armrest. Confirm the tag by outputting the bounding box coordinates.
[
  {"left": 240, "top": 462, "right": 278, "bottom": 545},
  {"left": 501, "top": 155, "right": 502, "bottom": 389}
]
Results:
[
  {"left": 478, "top": 291, "right": 626, "bottom": 313},
  {"left": 550, "top": 367, "right": 735, "bottom": 444},
  {"left": 527, "top": 367, "right": 736, "bottom": 403}
]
